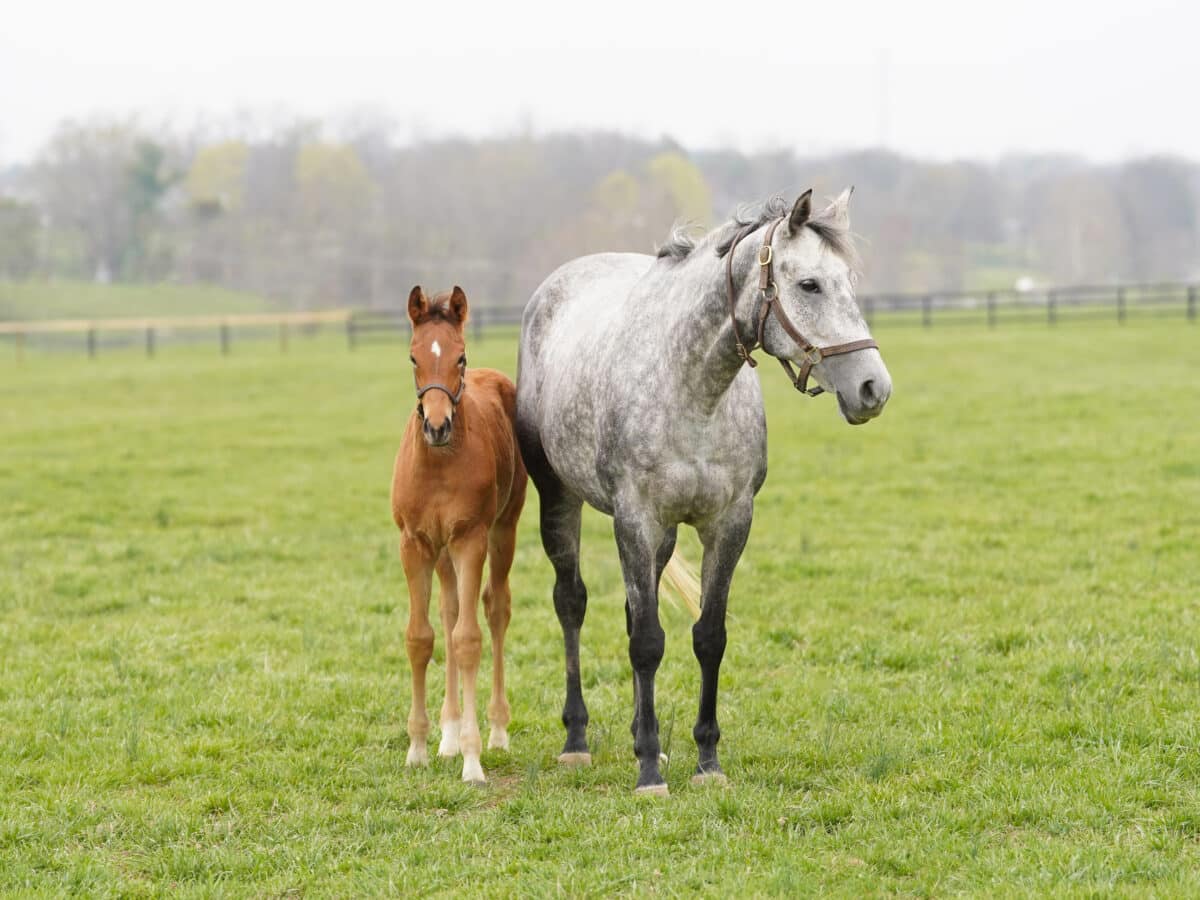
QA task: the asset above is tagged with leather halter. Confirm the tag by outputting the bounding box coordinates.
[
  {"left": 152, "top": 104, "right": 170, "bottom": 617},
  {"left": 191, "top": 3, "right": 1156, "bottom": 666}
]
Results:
[
  {"left": 414, "top": 367, "right": 465, "bottom": 414},
  {"left": 724, "top": 217, "right": 879, "bottom": 396}
]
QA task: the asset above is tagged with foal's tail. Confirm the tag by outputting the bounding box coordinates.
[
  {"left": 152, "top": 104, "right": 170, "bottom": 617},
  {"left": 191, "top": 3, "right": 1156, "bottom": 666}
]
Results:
[{"left": 662, "top": 551, "right": 702, "bottom": 621}]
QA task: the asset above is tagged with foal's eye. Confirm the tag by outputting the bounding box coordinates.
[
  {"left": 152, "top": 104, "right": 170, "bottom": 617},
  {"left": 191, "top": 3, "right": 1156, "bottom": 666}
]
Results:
[
  {"left": 409, "top": 355, "right": 417, "bottom": 366},
  {"left": 458, "top": 355, "right": 467, "bottom": 368},
  {"left": 799, "top": 279, "right": 822, "bottom": 294}
]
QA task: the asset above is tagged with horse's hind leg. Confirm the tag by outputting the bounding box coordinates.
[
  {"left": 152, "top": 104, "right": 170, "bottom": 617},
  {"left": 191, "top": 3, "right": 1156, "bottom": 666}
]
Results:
[
  {"left": 691, "top": 499, "right": 753, "bottom": 784},
  {"left": 435, "top": 549, "right": 461, "bottom": 758},
  {"left": 483, "top": 518, "right": 518, "bottom": 750},
  {"left": 400, "top": 534, "right": 436, "bottom": 766}
]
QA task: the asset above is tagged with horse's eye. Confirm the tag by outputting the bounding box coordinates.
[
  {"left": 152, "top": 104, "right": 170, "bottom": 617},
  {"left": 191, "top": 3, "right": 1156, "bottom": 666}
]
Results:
[
  {"left": 409, "top": 355, "right": 417, "bottom": 366},
  {"left": 799, "top": 279, "right": 821, "bottom": 294},
  {"left": 458, "top": 356, "right": 467, "bottom": 368}
]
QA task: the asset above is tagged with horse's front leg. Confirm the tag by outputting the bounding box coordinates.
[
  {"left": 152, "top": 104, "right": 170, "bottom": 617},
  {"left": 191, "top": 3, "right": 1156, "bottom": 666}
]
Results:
[
  {"left": 615, "top": 512, "right": 668, "bottom": 795},
  {"left": 448, "top": 525, "right": 489, "bottom": 783},
  {"left": 692, "top": 498, "right": 753, "bottom": 783},
  {"left": 399, "top": 533, "right": 436, "bottom": 766}
]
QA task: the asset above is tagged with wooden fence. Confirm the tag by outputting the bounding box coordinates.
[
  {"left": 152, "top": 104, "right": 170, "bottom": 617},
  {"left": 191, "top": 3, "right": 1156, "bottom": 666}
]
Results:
[{"left": 1, "top": 281, "right": 1195, "bottom": 360}]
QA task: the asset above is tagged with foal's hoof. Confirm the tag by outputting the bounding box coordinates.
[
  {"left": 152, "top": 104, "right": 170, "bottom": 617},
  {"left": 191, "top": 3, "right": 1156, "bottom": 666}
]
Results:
[
  {"left": 487, "top": 727, "right": 510, "bottom": 751},
  {"left": 461, "top": 756, "right": 486, "bottom": 784},
  {"left": 437, "top": 721, "right": 461, "bottom": 758},
  {"left": 690, "top": 772, "right": 730, "bottom": 787},
  {"left": 557, "top": 751, "right": 592, "bottom": 766},
  {"left": 405, "top": 743, "right": 429, "bottom": 767},
  {"left": 634, "top": 783, "right": 670, "bottom": 798}
]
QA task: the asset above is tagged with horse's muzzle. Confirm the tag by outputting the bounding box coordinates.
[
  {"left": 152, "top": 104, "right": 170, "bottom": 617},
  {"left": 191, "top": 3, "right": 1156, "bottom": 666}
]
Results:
[{"left": 423, "top": 418, "right": 453, "bottom": 446}]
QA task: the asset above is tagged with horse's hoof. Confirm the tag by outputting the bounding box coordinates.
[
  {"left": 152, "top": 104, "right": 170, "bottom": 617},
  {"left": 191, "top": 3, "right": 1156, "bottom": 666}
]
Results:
[
  {"left": 405, "top": 743, "right": 429, "bottom": 767},
  {"left": 634, "top": 783, "right": 670, "bottom": 798},
  {"left": 487, "top": 727, "right": 510, "bottom": 751},
  {"left": 557, "top": 751, "right": 592, "bottom": 766},
  {"left": 461, "top": 756, "right": 486, "bottom": 784},
  {"left": 690, "top": 772, "right": 730, "bottom": 787},
  {"left": 437, "top": 721, "right": 461, "bottom": 758}
]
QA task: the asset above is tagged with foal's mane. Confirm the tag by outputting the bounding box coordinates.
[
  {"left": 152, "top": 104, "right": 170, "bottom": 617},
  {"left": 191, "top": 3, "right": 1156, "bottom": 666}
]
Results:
[{"left": 656, "top": 196, "right": 861, "bottom": 276}]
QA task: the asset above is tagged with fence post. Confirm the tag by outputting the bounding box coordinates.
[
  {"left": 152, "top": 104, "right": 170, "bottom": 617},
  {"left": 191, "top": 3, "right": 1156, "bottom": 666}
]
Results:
[
  {"left": 473, "top": 309, "right": 484, "bottom": 344},
  {"left": 220, "top": 322, "right": 230, "bottom": 355},
  {"left": 279, "top": 321, "right": 289, "bottom": 353},
  {"left": 1187, "top": 286, "right": 1195, "bottom": 322},
  {"left": 864, "top": 296, "right": 875, "bottom": 329},
  {"left": 922, "top": 295, "right": 932, "bottom": 328},
  {"left": 1046, "top": 290, "right": 1057, "bottom": 325},
  {"left": 145, "top": 327, "right": 155, "bottom": 358},
  {"left": 1117, "top": 287, "right": 1126, "bottom": 324},
  {"left": 986, "top": 291, "right": 996, "bottom": 329},
  {"left": 346, "top": 316, "right": 356, "bottom": 350},
  {"left": 87, "top": 327, "right": 97, "bottom": 358}
]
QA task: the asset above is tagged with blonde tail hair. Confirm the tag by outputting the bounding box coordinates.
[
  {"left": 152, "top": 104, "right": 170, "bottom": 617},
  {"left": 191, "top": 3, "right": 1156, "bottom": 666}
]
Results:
[{"left": 661, "top": 550, "right": 702, "bottom": 621}]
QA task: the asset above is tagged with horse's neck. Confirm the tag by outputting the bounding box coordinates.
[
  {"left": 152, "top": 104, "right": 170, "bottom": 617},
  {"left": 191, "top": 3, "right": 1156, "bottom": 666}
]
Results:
[{"left": 665, "top": 240, "right": 760, "bottom": 415}]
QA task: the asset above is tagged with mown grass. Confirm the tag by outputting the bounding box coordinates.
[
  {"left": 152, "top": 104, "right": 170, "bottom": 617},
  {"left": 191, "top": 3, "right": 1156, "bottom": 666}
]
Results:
[
  {"left": 1, "top": 320, "right": 1197, "bottom": 896},
  {"left": 0, "top": 280, "right": 277, "bottom": 321}
]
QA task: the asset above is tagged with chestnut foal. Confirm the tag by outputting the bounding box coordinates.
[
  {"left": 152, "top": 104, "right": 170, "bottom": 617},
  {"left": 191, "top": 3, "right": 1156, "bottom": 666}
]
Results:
[{"left": 391, "top": 285, "right": 527, "bottom": 783}]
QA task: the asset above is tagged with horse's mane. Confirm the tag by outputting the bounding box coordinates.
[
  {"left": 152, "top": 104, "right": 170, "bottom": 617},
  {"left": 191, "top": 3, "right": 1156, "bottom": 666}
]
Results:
[{"left": 656, "top": 196, "right": 861, "bottom": 276}]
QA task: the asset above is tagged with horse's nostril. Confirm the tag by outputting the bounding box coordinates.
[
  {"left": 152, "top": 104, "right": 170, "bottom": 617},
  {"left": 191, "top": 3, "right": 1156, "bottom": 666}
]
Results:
[{"left": 859, "top": 379, "right": 877, "bottom": 408}]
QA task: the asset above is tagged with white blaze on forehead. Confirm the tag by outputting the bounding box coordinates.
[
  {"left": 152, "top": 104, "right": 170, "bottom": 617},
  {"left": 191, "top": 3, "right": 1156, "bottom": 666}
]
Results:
[{"left": 431, "top": 340, "right": 441, "bottom": 358}]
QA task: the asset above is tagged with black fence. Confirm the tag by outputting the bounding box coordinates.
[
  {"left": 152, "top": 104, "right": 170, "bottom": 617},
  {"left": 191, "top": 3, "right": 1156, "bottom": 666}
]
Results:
[{"left": 858, "top": 282, "right": 1198, "bottom": 328}]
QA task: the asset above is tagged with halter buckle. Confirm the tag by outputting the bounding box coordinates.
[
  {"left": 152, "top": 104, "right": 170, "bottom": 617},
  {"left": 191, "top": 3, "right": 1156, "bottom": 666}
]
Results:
[{"left": 757, "top": 245, "right": 773, "bottom": 266}]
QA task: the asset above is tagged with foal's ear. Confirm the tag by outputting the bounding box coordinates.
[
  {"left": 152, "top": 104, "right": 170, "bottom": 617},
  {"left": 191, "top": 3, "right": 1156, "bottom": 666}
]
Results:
[
  {"left": 787, "top": 189, "right": 813, "bottom": 235},
  {"left": 448, "top": 285, "right": 469, "bottom": 327},
  {"left": 407, "top": 285, "right": 427, "bottom": 323}
]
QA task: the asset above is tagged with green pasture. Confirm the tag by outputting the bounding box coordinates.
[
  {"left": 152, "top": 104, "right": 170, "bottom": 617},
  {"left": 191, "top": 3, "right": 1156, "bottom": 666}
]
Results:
[
  {"left": 1, "top": 319, "right": 1198, "bottom": 896},
  {"left": 0, "top": 281, "right": 277, "bottom": 321}
]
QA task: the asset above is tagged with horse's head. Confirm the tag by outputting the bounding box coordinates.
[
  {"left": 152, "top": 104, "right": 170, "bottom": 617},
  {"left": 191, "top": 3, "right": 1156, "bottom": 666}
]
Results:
[
  {"left": 407, "top": 285, "right": 469, "bottom": 447},
  {"left": 764, "top": 189, "right": 892, "bottom": 425}
]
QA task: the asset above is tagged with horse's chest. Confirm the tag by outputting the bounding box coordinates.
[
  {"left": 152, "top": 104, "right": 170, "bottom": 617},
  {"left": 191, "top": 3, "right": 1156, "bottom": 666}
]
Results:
[{"left": 638, "top": 427, "right": 762, "bottom": 523}]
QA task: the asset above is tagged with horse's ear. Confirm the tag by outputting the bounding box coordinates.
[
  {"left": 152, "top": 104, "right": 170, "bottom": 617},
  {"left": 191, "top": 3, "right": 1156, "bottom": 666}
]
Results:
[
  {"left": 788, "top": 189, "right": 813, "bottom": 234},
  {"left": 819, "top": 186, "right": 854, "bottom": 231},
  {"left": 448, "top": 285, "right": 469, "bottom": 327},
  {"left": 407, "top": 285, "right": 427, "bottom": 324}
]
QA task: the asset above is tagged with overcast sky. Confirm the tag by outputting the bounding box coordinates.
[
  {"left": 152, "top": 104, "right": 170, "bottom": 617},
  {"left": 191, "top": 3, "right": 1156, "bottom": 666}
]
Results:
[{"left": 1, "top": 0, "right": 1196, "bottom": 166}]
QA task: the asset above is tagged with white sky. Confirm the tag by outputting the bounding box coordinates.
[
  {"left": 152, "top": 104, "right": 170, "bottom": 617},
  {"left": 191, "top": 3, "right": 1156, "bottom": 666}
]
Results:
[{"left": 1, "top": 0, "right": 1196, "bottom": 165}]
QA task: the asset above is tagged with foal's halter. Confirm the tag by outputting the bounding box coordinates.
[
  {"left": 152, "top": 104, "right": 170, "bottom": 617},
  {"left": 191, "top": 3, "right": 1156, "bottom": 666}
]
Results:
[
  {"left": 414, "top": 365, "right": 466, "bottom": 415},
  {"left": 724, "top": 217, "right": 878, "bottom": 396}
]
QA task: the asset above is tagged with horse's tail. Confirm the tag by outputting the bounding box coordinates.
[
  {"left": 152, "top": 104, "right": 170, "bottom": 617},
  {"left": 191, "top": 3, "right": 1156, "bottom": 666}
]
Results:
[{"left": 661, "top": 550, "right": 702, "bottom": 621}]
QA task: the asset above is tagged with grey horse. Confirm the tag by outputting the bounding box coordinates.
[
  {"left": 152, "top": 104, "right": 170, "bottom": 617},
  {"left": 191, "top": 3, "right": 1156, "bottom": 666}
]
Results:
[{"left": 515, "top": 189, "right": 892, "bottom": 795}]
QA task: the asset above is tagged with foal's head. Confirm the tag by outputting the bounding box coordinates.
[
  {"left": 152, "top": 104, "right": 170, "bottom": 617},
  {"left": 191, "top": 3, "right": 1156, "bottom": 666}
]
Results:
[{"left": 407, "top": 285, "right": 469, "bottom": 447}]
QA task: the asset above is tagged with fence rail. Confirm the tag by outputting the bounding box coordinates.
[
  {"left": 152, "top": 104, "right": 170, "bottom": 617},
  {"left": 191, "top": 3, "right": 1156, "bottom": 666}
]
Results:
[{"left": 1, "top": 281, "right": 1195, "bottom": 360}]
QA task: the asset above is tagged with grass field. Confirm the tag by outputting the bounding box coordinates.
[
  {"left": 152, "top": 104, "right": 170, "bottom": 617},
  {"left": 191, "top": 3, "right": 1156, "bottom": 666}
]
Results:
[
  {"left": 0, "top": 281, "right": 277, "bottom": 321},
  {"left": 1, "top": 320, "right": 1198, "bottom": 895}
]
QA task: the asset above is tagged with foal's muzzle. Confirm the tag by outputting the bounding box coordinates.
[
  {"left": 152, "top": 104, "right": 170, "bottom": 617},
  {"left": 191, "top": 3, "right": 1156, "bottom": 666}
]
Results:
[{"left": 422, "top": 415, "right": 453, "bottom": 446}]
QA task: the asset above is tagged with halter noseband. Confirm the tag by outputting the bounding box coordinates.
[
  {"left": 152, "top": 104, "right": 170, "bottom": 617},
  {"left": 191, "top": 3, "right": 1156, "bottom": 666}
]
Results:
[
  {"left": 724, "top": 217, "right": 879, "bottom": 396},
  {"left": 414, "top": 369, "right": 466, "bottom": 415}
]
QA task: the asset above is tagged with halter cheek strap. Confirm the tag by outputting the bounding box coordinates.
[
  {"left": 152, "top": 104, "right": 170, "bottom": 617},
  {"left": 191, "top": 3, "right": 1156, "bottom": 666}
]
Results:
[{"left": 725, "top": 217, "right": 879, "bottom": 396}]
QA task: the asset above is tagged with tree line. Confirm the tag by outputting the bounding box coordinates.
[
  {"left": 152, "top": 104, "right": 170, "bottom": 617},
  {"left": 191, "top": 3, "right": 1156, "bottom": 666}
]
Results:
[{"left": 1, "top": 118, "right": 1197, "bottom": 309}]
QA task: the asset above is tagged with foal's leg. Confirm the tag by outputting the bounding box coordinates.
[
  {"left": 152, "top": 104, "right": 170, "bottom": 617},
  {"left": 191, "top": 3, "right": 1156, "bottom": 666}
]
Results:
[
  {"left": 483, "top": 519, "right": 517, "bottom": 750},
  {"left": 400, "top": 534, "right": 436, "bottom": 766},
  {"left": 449, "top": 527, "right": 489, "bottom": 783},
  {"left": 692, "top": 499, "right": 753, "bottom": 784},
  {"left": 614, "top": 511, "right": 668, "bottom": 795},
  {"left": 434, "top": 550, "right": 461, "bottom": 758}
]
